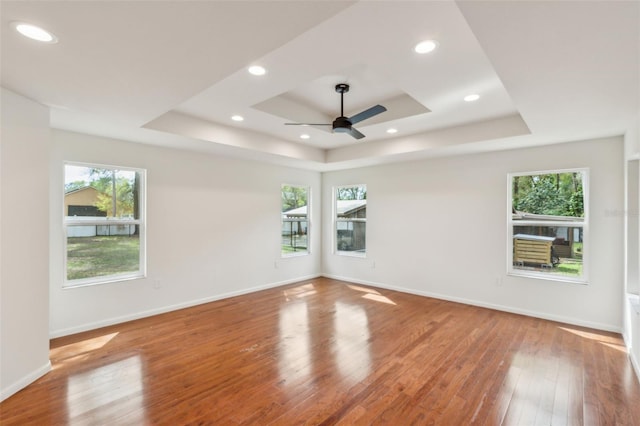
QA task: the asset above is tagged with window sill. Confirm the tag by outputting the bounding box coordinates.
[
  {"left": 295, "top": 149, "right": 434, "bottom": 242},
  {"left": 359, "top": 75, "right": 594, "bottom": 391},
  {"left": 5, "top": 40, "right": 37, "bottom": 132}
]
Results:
[
  {"left": 63, "top": 273, "right": 144, "bottom": 289},
  {"left": 281, "top": 251, "right": 310, "bottom": 258},
  {"left": 508, "top": 270, "right": 587, "bottom": 285},
  {"left": 335, "top": 251, "right": 367, "bottom": 258}
]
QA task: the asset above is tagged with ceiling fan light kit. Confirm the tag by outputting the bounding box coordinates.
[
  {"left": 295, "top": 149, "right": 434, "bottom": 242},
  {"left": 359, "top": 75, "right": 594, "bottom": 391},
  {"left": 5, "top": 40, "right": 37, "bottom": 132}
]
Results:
[{"left": 285, "top": 83, "right": 387, "bottom": 140}]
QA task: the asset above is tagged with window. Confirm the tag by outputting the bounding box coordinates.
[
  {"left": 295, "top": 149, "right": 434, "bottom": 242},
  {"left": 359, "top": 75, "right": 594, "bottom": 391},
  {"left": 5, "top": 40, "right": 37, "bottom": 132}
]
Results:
[
  {"left": 64, "top": 163, "right": 145, "bottom": 286},
  {"left": 335, "top": 185, "right": 366, "bottom": 256},
  {"left": 508, "top": 169, "right": 587, "bottom": 282},
  {"left": 281, "top": 185, "right": 309, "bottom": 256}
]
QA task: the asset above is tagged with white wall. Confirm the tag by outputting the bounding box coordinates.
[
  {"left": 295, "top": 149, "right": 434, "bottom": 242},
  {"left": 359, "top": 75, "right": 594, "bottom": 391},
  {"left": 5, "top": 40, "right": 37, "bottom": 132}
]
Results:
[
  {"left": 624, "top": 112, "right": 640, "bottom": 160},
  {"left": 323, "top": 136, "right": 624, "bottom": 331},
  {"left": 49, "top": 130, "right": 322, "bottom": 337},
  {"left": 1, "top": 89, "right": 51, "bottom": 401},
  {"left": 623, "top": 116, "right": 640, "bottom": 380}
]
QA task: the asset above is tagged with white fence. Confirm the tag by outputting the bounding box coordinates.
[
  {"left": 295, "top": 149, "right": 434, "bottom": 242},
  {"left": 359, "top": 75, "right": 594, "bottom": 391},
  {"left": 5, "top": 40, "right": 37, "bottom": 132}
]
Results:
[{"left": 66, "top": 216, "right": 136, "bottom": 237}]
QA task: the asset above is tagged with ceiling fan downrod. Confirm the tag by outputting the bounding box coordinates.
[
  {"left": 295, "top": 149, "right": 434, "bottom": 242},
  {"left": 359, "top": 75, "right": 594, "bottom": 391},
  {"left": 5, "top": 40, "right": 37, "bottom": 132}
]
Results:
[{"left": 335, "top": 83, "right": 350, "bottom": 118}]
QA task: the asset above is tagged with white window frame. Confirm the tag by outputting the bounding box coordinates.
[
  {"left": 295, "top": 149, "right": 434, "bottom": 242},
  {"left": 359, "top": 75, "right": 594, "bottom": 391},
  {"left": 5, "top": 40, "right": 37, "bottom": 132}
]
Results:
[
  {"left": 334, "top": 184, "right": 367, "bottom": 258},
  {"left": 281, "top": 184, "right": 311, "bottom": 257},
  {"left": 63, "top": 161, "right": 146, "bottom": 287},
  {"left": 507, "top": 168, "right": 588, "bottom": 284}
]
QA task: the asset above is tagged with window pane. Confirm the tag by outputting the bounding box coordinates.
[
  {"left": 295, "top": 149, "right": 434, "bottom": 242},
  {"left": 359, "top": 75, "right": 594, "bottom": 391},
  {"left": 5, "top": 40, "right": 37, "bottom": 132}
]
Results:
[
  {"left": 65, "top": 165, "right": 140, "bottom": 220},
  {"left": 64, "top": 163, "right": 144, "bottom": 285},
  {"left": 337, "top": 221, "right": 366, "bottom": 252},
  {"left": 66, "top": 228, "right": 140, "bottom": 281},
  {"left": 510, "top": 170, "right": 587, "bottom": 281},
  {"left": 512, "top": 172, "right": 584, "bottom": 218},
  {"left": 336, "top": 185, "right": 366, "bottom": 254},
  {"left": 282, "top": 219, "right": 308, "bottom": 254},
  {"left": 282, "top": 185, "right": 309, "bottom": 255},
  {"left": 512, "top": 225, "right": 584, "bottom": 278}
]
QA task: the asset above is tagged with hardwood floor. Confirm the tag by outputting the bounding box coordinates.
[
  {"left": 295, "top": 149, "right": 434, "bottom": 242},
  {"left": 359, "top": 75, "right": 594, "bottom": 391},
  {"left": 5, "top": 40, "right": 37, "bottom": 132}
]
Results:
[{"left": 1, "top": 277, "right": 639, "bottom": 425}]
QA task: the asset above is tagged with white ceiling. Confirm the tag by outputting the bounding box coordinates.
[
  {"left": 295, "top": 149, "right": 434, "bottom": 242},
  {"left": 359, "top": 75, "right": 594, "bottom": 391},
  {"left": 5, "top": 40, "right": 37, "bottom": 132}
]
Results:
[{"left": 2, "top": 1, "right": 638, "bottom": 171}]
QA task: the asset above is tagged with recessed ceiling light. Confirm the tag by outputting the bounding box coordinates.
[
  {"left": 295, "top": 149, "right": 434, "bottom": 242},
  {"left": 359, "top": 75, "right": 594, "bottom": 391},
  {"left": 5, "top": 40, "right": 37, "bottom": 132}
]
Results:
[
  {"left": 300, "top": 134, "right": 310, "bottom": 140},
  {"left": 386, "top": 128, "right": 398, "bottom": 134},
  {"left": 231, "top": 115, "right": 244, "bottom": 122},
  {"left": 13, "top": 22, "right": 58, "bottom": 43},
  {"left": 414, "top": 40, "right": 438, "bottom": 54},
  {"left": 464, "top": 94, "right": 480, "bottom": 102},
  {"left": 248, "top": 65, "right": 267, "bottom": 76}
]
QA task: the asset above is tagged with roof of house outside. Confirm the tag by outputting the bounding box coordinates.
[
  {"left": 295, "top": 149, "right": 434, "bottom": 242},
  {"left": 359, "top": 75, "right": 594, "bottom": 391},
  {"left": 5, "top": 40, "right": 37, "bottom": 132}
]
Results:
[
  {"left": 512, "top": 210, "right": 583, "bottom": 222},
  {"left": 336, "top": 199, "right": 366, "bottom": 216},
  {"left": 65, "top": 186, "right": 100, "bottom": 195},
  {"left": 283, "top": 205, "right": 308, "bottom": 217},
  {"left": 282, "top": 199, "right": 367, "bottom": 217},
  {"left": 513, "top": 234, "right": 556, "bottom": 242}
]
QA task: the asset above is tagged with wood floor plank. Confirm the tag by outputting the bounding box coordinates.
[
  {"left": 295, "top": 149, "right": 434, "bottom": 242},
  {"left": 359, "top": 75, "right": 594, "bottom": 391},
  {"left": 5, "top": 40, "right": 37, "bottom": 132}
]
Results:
[{"left": 1, "top": 277, "right": 638, "bottom": 425}]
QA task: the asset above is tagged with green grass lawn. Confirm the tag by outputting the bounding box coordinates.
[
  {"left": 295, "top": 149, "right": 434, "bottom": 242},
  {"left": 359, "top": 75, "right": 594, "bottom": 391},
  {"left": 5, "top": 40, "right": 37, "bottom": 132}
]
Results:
[
  {"left": 282, "top": 245, "right": 308, "bottom": 254},
  {"left": 67, "top": 235, "right": 140, "bottom": 280},
  {"left": 572, "top": 242, "right": 583, "bottom": 259},
  {"left": 554, "top": 261, "right": 582, "bottom": 276},
  {"left": 282, "top": 235, "right": 307, "bottom": 254},
  {"left": 514, "top": 258, "right": 582, "bottom": 277}
]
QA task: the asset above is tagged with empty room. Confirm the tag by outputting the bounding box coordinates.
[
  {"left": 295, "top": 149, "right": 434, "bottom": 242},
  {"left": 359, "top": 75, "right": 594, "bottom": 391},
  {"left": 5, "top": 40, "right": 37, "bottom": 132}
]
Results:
[{"left": 1, "top": 1, "right": 639, "bottom": 424}]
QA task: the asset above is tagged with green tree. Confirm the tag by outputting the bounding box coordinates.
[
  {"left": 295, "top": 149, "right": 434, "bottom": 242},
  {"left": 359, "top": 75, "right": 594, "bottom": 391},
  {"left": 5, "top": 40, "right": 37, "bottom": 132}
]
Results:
[
  {"left": 512, "top": 172, "right": 583, "bottom": 217},
  {"left": 94, "top": 178, "right": 134, "bottom": 217},
  {"left": 282, "top": 185, "right": 307, "bottom": 212},
  {"left": 567, "top": 187, "right": 584, "bottom": 217},
  {"left": 337, "top": 186, "right": 366, "bottom": 201},
  {"left": 89, "top": 168, "right": 136, "bottom": 218}
]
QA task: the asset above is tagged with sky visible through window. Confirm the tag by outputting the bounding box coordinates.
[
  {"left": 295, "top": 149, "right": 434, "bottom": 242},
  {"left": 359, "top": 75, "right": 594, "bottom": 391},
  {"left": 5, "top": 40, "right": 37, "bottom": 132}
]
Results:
[
  {"left": 65, "top": 165, "right": 136, "bottom": 188},
  {"left": 65, "top": 165, "right": 92, "bottom": 184}
]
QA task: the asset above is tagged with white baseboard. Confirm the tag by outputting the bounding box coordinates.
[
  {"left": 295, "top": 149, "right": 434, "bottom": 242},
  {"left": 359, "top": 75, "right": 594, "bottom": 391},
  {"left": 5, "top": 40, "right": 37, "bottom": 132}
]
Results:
[
  {"left": 322, "top": 273, "right": 621, "bottom": 333},
  {"left": 50, "top": 271, "right": 621, "bottom": 338},
  {"left": 623, "top": 298, "right": 640, "bottom": 383},
  {"left": 50, "top": 274, "right": 321, "bottom": 338},
  {"left": 0, "top": 361, "right": 51, "bottom": 402}
]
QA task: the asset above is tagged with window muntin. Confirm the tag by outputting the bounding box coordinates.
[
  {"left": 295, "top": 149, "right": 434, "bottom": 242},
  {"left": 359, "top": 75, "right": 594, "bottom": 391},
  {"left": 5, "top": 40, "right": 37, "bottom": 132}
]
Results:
[
  {"left": 64, "top": 163, "right": 145, "bottom": 286},
  {"left": 335, "top": 185, "right": 367, "bottom": 256},
  {"left": 281, "top": 185, "right": 309, "bottom": 256},
  {"left": 508, "top": 169, "right": 587, "bottom": 282}
]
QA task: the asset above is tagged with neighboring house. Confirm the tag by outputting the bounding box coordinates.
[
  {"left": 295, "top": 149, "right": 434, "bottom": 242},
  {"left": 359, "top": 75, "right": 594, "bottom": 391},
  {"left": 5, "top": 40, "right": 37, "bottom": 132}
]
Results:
[
  {"left": 282, "top": 205, "right": 308, "bottom": 217},
  {"left": 282, "top": 205, "right": 308, "bottom": 235},
  {"left": 64, "top": 186, "right": 105, "bottom": 217},
  {"left": 337, "top": 199, "right": 366, "bottom": 219},
  {"left": 336, "top": 199, "right": 366, "bottom": 251},
  {"left": 64, "top": 186, "right": 134, "bottom": 237},
  {"left": 282, "top": 200, "right": 367, "bottom": 250}
]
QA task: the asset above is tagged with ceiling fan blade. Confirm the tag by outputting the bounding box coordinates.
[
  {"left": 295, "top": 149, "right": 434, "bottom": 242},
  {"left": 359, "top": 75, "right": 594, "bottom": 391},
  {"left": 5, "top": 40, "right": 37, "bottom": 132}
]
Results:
[
  {"left": 348, "top": 104, "right": 387, "bottom": 125},
  {"left": 284, "top": 123, "right": 331, "bottom": 126},
  {"left": 346, "top": 127, "right": 365, "bottom": 140}
]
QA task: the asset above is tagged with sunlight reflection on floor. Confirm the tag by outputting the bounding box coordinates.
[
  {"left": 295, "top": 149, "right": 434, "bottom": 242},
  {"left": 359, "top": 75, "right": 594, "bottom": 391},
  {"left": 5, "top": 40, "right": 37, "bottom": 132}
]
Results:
[
  {"left": 67, "top": 355, "right": 144, "bottom": 422},
  {"left": 51, "top": 332, "right": 119, "bottom": 368},
  {"left": 278, "top": 302, "right": 312, "bottom": 385},
  {"left": 283, "top": 283, "right": 317, "bottom": 300},
  {"left": 362, "top": 293, "right": 396, "bottom": 305},
  {"left": 347, "top": 284, "right": 381, "bottom": 294},
  {"left": 334, "top": 302, "right": 371, "bottom": 383},
  {"left": 600, "top": 342, "right": 628, "bottom": 353},
  {"left": 558, "top": 326, "right": 626, "bottom": 351},
  {"left": 348, "top": 284, "right": 396, "bottom": 305}
]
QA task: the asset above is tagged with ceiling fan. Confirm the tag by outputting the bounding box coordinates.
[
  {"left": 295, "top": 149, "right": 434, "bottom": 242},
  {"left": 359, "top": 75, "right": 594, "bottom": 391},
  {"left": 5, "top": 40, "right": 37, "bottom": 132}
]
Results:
[{"left": 285, "top": 83, "right": 387, "bottom": 140}]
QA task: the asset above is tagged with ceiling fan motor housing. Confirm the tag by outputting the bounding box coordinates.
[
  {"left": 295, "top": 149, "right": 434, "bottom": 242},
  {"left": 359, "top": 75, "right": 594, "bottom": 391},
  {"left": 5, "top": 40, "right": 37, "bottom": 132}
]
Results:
[{"left": 333, "top": 116, "right": 352, "bottom": 132}]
